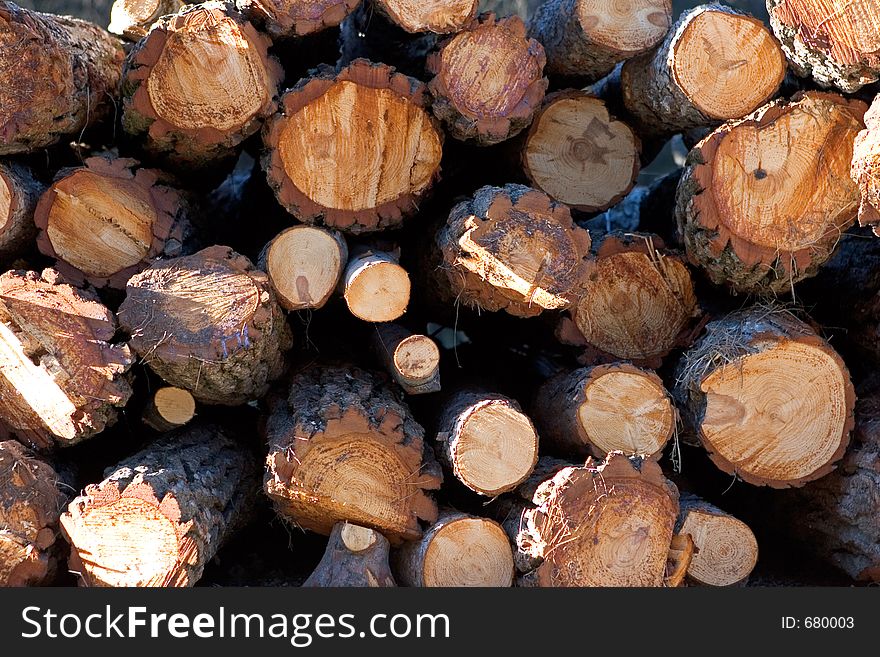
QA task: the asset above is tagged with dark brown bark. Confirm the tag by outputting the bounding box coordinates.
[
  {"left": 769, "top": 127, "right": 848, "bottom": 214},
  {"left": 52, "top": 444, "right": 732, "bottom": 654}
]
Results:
[{"left": 0, "top": 161, "right": 43, "bottom": 264}]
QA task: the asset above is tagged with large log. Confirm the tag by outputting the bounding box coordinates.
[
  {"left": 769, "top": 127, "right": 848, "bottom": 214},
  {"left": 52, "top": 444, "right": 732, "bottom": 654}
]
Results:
[
  {"left": 676, "top": 91, "right": 865, "bottom": 296},
  {"left": 0, "top": 161, "right": 43, "bottom": 264},
  {"left": 372, "top": 323, "right": 441, "bottom": 395},
  {"left": 0, "top": 2, "right": 124, "bottom": 154},
  {"left": 264, "top": 364, "right": 441, "bottom": 543},
  {"left": 108, "top": 0, "right": 185, "bottom": 40},
  {"left": 0, "top": 440, "right": 66, "bottom": 587},
  {"left": 34, "top": 155, "right": 191, "bottom": 289},
  {"left": 341, "top": 249, "right": 411, "bottom": 323},
  {"left": 236, "top": 0, "right": 361, "bottom": 39},
  {"left": 426, "top": 13, "right": 547, "bottom": 145},
  {"left": 303, "top": 522, "right": 396, "bottom": 587},
  {"left": 60, "top": 425, "right": 259, "bottom": 587},
  {"left": 118, "top": 246, "right": 292, "bottom": 405},
  {"left": 621, "top": 4, "right": 786, "bottom": 137},
  {"left": 852, "top": 95, "right": 880, "bottom": 233},
  {"left": 263, "top": 59, "right": 443, "bottom": 233},
  {"left": 0, "top": 269, "right": 132, "bottom": 451},
  {"left": 674, "top": 306, "right": 854, "bottom": 488}
]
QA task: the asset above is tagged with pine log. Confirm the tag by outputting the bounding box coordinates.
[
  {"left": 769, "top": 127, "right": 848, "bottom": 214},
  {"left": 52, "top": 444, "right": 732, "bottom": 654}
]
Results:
[
  {"left": 674, "top": 306, "right": 854, "bottom": 488},
  {"left": 342, "top": 249, "right": 411, "bottom": 322},
  {"left": 505, "top": 453, "right": 680, "bottom": 587},
  {"left": 263, "top": 59, "right": 443, "bottom": 233},
  {"left": 768, "top": 0, "right": 880, "bottom": 92},
  {"left": 34, "top": 155, "right": 191, "bottom": 290},
  {"left": 527, "top": 0, "right": 672, "bottom": 86},
  {"left": 0, "top": 2, "right": 124, "bottom": 155},
  {"left": 373, "top": 323, "right": 440, "bottom": 395},
  {"left": 852, "top": 95, "right": 880, "bottom": 234},
  {"left": 587, "top": 169, "right": 681, "bottom": 240},
  {"left": 118, "top": 246, "right": 292, "bottom": 405},
  {"left": 264, "top": 364, "right": 441, "bottom": 543},
  {"left": 426, "top": 13, "right": 547, "bottom": 145},
  {"left": 533, "top": 363, "right": 675, "bottom": 460},
  {"left": 0, "top": 269, "right": 132, "bottom": 451},
  {"left": 142, "top": 386, "right": 196, "bottom": 432},
  {"left": 303, "top": 522, "right": 396, "bottom": 587},
  {"left": 393, "top": 510, "right": 513, "bottom": 587},
  {"left": 666, "top": 532, "right": 696, "bottom": 588},
  {"left": 122, "top": 2, "right": 282, "bottom": 175},
  {"left": 434, "top": 184, "right": 592, "bottom": 318},
  {"left": 61, "top": 425, "right": 259, "bottom": 587},
  {"left": 435, "top": 391, "right": 538, "bottom": 496},
  {"left": 375, "top": 0, "right": 478, "bottom": 33},
  {"left": 258, "top": 225, "right": 348, "bottom": 311},
  {"left": 556, "top": 232, "right": 701, "bottom": 367},
  {"left": 108, "top": 0, "right": 185, "bottom": 40},
  {"left": 236, "top": 0, "right": 361, "bottom": 39},
  {"left": 0, "top": 440, "right": 66, "bottom": 587},
  {"left": 522, "top": 91, "right": 640, "bottom": 212},
  {"left": 676, "top": 493, "right": 758, "bottom": 586},
  {"left": 0, "top": 161, "right": 43, "bottom": 264},
  {"left": 675, "top": 91, "right": 865, "bottom": 296}
]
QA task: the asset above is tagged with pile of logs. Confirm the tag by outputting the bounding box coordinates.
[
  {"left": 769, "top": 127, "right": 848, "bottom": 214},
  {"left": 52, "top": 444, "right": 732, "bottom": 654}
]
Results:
[{"left": 2, "top": 0, "right": 880, "bottom": 588}]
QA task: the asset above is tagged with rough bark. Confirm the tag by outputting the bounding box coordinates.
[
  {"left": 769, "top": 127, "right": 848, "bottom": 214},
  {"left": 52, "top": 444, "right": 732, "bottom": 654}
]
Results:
[
  {"left": 373, "top": 323, "right": 441, "bottom": 395},
  {"left": 142, "top": 386, "right": 196, "bottom": 432},
  {"left": 303, "top": 522, "right": 396, "bottom": 587},
  {"left": 0, "top": 161, "right": 43, "bottom": 264},
  {"left": 108, "top": 0, "right": 185, "bottom": 40},
  {"left": 342, "top": 249, "right": 411, "bottom": 323},
  {"left": 236, "top": 0, "right": 361, "bottom": 39},
  {"left": 586, "top": 169, "right": 682, "bottom": 241},
  {"left": 852, "top": 95, "right": 880, "bottom": 234}
]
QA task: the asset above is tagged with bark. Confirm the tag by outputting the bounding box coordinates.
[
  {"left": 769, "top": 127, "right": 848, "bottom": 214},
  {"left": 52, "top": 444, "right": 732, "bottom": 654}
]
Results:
[
  {"left": 342, "top": 248, "right": 411, "bottom": 323},
  {"left": 108, "top": 0, "right": 185, "bottom": 40},
  {"left": 142, "top": 386, "right": 196, "bottom": 432},
  {"left": 586, "top": 169, "right": 682, "bottom": 242},
  {"left": 0, "top": 161, "right": 43, "bottom": 264},
  {"left": 236, "top": 0, "right": 360, "bottom": 39},
  {"left": 373, "top": 323, "right": 441, "bottom": 395},
  {"left": 303, "top": 522, "right": 396, "bottom": 587}
]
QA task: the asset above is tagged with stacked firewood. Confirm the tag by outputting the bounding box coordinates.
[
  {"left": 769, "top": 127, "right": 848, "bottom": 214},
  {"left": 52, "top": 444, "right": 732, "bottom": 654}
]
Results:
[{"left": 2, "top": 0, "right": 879, "bottom": 588}]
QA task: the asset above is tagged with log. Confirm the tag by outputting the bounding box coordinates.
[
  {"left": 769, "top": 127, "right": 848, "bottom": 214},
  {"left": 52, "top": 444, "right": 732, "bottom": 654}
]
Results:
[
  {"left": 505, "top": 453, "right": 680, "bottom": 587},
  {"left": 373, "top": 323, "right": 441, "bottom": 395},
  {"left": 0, "top": 269, "right": 132, "bottom": 451},
  {"left": 118, "top": 245, "right": 292, "bottom": 405},
  {"left": 342, "top": 249, "right": 411, "bottom": 323},
  {"left": 0, "top": 161, "right": 43, "bottom": 264},
  {"left": 522, "top": 91, "right": 640, "bottom": 212},
  {"left": 620, "top": 4, "right": 786, "bottom": 137},
  {"left": 666, "top": 532, "right": 696, "bottom": 588},
  {"left": 263, "top": 59, "right": 443, "bottom": 233},
  {"left": 556, "top": 232, "right": 701, "bottom": 367},
  {"left": 435, "top": 391, "right": 538, "bottom": 496},
  {"left": 393, "top": 510, "right": 513, "bottom": 587},
  {"left": 0, "top": 440, "right": 66, "bottom": 587},
  {"left": 258, "top": 225, "right": 348, "bottom": 312},
  {"left": 236, "top": 0, "right": 361, "bottom": 39},
  {"left": 264, "top": 364, "right": 442, "bottom": 543},
  {"left": 434, "top": 184, "right": 592, "bottom": 318},
  {"left": 675, "top": 91, "right": 865, "bottom": 296},
  {"left": 586, "top": 168, "right": 681, "bottom": 240},
  {"left": 676, "top": 493, "right": 758, "bottom": 586},
  {"left": 34, "top": 155, "right": 191, "bottom": 289},
  {"left": 60, "top": 424, "right": 259, "bottom": 587},
  {"left": 533, "top": 363, "right": 675, "bottom": 460},
  {"left": 142, "top": 386, "right": 196, "bottom": 432},
  {"left": 303, "top": 522, "right": 396, "bottom": 587},
  {"left": 0, "top": 2, "right": 124, "bottom": 155},
  {"left": 108, "top": 0, "right": 185, "bottom": 40},
  {"left": 527, "top": 0, "right": 672, "bottom": 86},
  {"left": 426, "top": 14, "right": 547, "bottom": 146},
  {"left": 852, "top": 95, "right": 880, "bottom": 234},
  {"left": 768, "top": 0, "right": 880, "bottom": 92},
  {"left": 673, "top": 306, "right": 855, "bottom": 488},
  {"left": 122, "top": 2, "right": 282, "bottom": 175},
  {"left": 375, "top": 0, "right": 478, "bottom": 33}
]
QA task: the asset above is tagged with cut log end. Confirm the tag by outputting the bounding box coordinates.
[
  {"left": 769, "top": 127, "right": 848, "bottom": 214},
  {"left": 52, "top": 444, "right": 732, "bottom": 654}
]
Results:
[
  {"left": 343, "top": 251, "right": 411, "bottom": 323},
  {"left": 143, "top": 386, "right": 196, "bottom": 432},
  {"left": 0, "top": 162, "right": 43, "bottom": 262},
  {"left": 679, "top": 501, "right": 758, "bottom": 586},
  {"left": 577, "top": 0, "right": 671, "bottom": 56},
  {"left": 852, "top": 97, "right": 880, "bottom": 233},
  {"left": 303, "top": 522, "right": 396, "bottom": 587},
  {"left": 108, "top": 0, "right": 185, "bottom": 39},
  {"left": 374, "top": 324, "right": 441, "bottom": 394},
  {"left": 376, "top": 0, "right": 478, "bottom": 34}
]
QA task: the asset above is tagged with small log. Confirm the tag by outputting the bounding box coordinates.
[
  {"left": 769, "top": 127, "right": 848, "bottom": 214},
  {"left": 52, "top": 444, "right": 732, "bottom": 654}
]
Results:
[
  {"left": 108, "top": 0, "right": 185, "bottom": 40},
  {"left": 527, "top": 0, "right": 672, "bottom": 86},
  {"left": 852, "top": 95, "right": 880, "bottom": 233},
  {"left": 665, "top": 533, "right": 696, "bottom": 588},
  {"left": 0, "top": 440, "right": 66, "bottom": 587},
  {"left": 426, "top": 14, "right": 546, "bottom": 145},
  {"left": 118, "top": 246, "right": 292, "bottom": 405},
  {"left": 342, "top": 249, "right": 411, "bottom": 323},
  {"left": 621, "top": 4, "right": 786, "bottom": 137},
  {"left": 236, "top": 0, "right": 361, "bottom": 39},
  {"left": 60, "top": 425, "right": 259, "bottom": 587},
  {"left": 522, "top": 91, "right": 640, "bottom": 212},
  {"left": 303, "top": 522, "right": 396, "bottom": 587},
  {"left": 122, "top": 2, "right": 282, "bottom": 175},
  {"left": 0, "top": 3, "right": 124, "bottom": 155},
  {"left": 676, "top": 91, "right": 865, "bottom": 296},
  {"left": 557, "top": 232, "right": 701, "bottom": 367},
  {"left": 436, "top": 391, "right": 538, "bottom": 496},
  {"left": 373, "top": 324, "right": 440, "bottom": 395},
  {"left": 506, "top": 453, "right": 680, "bottom": 587},
  {"left": 393, "top": 510, "right": 513, "bottom": 587},
  {"left": 0, "top": 161, "right": 43, "bottom": 263},
  {"left": 142, "top": 386, "right": 196, "bottom": 432},
  {"left": 676, "top": 493, "right": 758, "bottom": 586},
  {"left": 586, "top": 168, "right": 681, "bottom": 240},
  {"left": 34, "top": 155, "right": 191, "bottom": 289},
  {"left": 533, "top": 363, "right": 675, "bottom": 460},
  {"left": 434, "top": 184, "right": 592, "bottom": 318},
  {"left": 0, "top": 269, "right": 132, "bottom": 451},
  {"left": 264, "top": 364, "right": 441, "bottom": 543},
  {"left": 768, "top": 0, "right": 880, "bottom": 92},
  {"left": 375, "top": 0, "right": 478, "bottom": 33},
  {"left": 258, "top": 225, "right": 348, "bottom": 312},
  {"left": 674, "top": 306, "right": 855, "bottom": 488}
]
